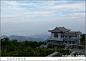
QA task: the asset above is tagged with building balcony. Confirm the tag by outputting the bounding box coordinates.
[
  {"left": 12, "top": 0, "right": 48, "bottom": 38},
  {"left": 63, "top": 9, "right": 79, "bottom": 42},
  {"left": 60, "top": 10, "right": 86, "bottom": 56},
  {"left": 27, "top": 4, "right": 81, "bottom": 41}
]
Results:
[
  {"left": 48, "top": 37, "right": 63, "bottom": 41},
  {"left": 63, "top": 38, "right": 78, "bottom": 41},
  {"left": 47, "top": 42, "right": 63, "bottom": 46},
  {"left": 61, "top": 33, "right": 77, "bottom": 36}
]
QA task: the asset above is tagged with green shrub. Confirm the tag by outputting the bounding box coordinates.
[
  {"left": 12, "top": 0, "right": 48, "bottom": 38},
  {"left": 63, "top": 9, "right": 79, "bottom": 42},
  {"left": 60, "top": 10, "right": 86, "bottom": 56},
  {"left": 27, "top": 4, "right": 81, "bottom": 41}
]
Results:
[{"left": 47, "top": 45, "right": 53, "bottom": 48}]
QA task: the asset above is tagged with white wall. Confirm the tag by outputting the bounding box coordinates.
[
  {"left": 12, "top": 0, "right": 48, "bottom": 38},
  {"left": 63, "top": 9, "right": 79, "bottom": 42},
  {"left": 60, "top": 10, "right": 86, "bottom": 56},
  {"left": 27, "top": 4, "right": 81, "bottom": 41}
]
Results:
[
  {"left": 58, "top": 33, "right": 61, "bottom": 39},
  {"left": 51, "top": 33, "right": 61, "bottom": 38},
  {"left": 51, "top": 33, "right": 54, "bottom": 38}
]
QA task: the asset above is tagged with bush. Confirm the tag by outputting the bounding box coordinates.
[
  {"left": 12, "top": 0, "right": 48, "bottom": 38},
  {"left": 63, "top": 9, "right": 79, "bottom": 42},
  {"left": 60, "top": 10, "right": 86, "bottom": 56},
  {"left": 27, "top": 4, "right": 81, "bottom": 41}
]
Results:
[
  {"left": 47, "top": 45, "right": 53, "bottom": 48},
  {"left": 61, "top": 45, "right": 65, "bottom": 48},
  {"left": 56, "top": 48, "right": 70, "bottom": 55}
]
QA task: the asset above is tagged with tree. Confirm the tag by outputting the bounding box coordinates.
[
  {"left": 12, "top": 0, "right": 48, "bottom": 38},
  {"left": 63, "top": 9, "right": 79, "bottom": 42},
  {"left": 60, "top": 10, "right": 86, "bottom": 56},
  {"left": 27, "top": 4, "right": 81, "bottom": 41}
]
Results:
[
  {"left": 2, "top": 37, "right": 9, "bottom": 45},
  {"left": 80, "top": 34, "right": 85, "bottom": 45}
]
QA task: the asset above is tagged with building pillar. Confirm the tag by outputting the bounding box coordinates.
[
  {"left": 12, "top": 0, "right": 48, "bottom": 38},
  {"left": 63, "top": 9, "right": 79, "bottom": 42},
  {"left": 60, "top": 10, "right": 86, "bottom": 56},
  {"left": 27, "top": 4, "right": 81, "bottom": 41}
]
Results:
[
  {"left": 51, "top": 33, "right": 52, "bottom": 38},
  {"left": 71, "top": 41, "right": 72, "bottom": 44},
  {"left": 75, "top": 42, "right": 76, "bottom": 45},
  {"left": 52, "top": 33, "right": 54, "bottom": 39},
  {"left": 67, "top": 41, "right": 69, "bottom": 46},
  {"left": 79, "top": 40, "right": 80, "bottom": 45},
  {"left": 58, "top": 33, "right": 61, "bottom": 39},
  {"left": 76, "top": 41, "right": 78, "bottom": 45},
  {"left": 64, "top": 41, "right": 65, "bottom": 44}
]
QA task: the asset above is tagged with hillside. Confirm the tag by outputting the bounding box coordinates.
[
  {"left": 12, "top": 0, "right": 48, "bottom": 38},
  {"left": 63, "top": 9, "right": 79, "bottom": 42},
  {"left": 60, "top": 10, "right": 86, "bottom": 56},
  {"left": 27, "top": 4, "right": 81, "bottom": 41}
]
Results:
[{"left": 1, "top": 35, "right": 45, "bottom": 42}]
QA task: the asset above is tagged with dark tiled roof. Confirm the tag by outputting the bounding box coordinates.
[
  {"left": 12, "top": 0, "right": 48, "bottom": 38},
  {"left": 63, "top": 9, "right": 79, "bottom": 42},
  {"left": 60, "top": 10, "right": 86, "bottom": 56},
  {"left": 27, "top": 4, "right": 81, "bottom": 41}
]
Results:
[{"left": 49, "top": 27, "right": 70, "bottom": 32}]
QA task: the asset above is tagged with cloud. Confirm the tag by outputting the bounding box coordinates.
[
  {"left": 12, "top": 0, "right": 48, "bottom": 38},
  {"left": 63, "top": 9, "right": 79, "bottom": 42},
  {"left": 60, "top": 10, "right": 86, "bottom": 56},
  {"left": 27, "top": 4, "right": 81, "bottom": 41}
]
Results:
[
  {"left": 60, "top": 13, "right": 85, "bottom": 19},
  {"left": 1, "top": 1, "right": 85, "bottom": 14},
  {"left": 39, "top": 1, "right": 68, "bottom": 6},
  {"left": 1, "top": 1, "right": 85, "bottom": 36},
  {"left": 2, "top": 1, "right": 68, "bottom": 6},
  {"left": 1, "top": 11, "right": 58, "bottom": 18},
  {"left": 1, "top": 14, "right": 85, "bottom": 36},
  {"left": 1, "top": 1, "right": 68, "bottom": 11},
  {"left": 1, "top": 12, "right": 85, "bottom": 24},
  {"left": 2, "top": 1, "right": 37, "bottom": 6},
  {"left": 1, "top": 1, "right": 26, "bottom": 11},
  {"left": 40, "top": 3, "right": 85, "bottom": 12},
  {"left": 69, "top": 13, "right": 85, "bottom": 16}
]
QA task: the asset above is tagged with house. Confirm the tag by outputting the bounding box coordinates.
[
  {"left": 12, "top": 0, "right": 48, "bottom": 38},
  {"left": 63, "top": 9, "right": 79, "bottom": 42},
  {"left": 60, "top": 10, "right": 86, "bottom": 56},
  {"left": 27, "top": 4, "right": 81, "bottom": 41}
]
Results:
[{"left": 46, "top": 27, "right": 82, "bottom": 48}]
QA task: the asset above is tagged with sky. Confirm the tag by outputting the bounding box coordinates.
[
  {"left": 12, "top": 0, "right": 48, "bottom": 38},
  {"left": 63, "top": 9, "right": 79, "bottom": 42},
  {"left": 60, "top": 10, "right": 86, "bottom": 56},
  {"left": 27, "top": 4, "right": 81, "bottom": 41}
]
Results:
[{"left": 1, "top": 1, "right": 85, "bottom": 36}]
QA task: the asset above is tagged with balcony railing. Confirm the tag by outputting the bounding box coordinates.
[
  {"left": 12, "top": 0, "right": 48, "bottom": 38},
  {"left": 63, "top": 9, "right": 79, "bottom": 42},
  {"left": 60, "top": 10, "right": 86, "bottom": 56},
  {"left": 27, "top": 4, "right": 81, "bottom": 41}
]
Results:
[
  {"left": 61, "top": 33, "right": 77, "bottom": 36},
  {"left": 63, "top": 38, "right": 78, "bottom": 41},
  {"left": 48, "top": 37, "right": 63, "bottom": 41},
  {"left": 48, "top": 36, "right": 81, "bottom": 41}
]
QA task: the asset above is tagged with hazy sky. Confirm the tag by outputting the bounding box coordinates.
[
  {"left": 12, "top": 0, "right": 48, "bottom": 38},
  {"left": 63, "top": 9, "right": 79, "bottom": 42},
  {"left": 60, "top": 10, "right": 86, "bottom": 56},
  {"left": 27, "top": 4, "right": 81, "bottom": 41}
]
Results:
[{"left": 1, "top": 1, "right": 85, "bottom": 36}]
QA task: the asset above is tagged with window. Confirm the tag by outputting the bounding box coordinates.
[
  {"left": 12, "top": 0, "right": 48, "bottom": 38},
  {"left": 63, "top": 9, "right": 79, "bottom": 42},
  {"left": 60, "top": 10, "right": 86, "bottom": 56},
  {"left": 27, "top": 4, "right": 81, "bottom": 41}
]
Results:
[
  {"left": 65, "top": 41, "right": 67, "bottom": 43},
  {"left": 54, "top": 33, "right": 58, "bottom": 37},
  {"left": 72, "top": 36, "right": 76, "bottom": 38},
  {"left": 69, "top": 36, "right": 71, "bottom": 38},
  {"left": 61, "top": 35, "right": 64, "bottom": 38},
  {"left": 73, "top": 42, "right": 75, "bottom": 44},
  {"left": 65, "top": 36, "right": 67, "bottom": 38},
  {"left": 69, "top": 41, "right": 71, "bottom": 43},
  {"left": 58, "top": 41, "right": 61, "bottom": 43}
]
